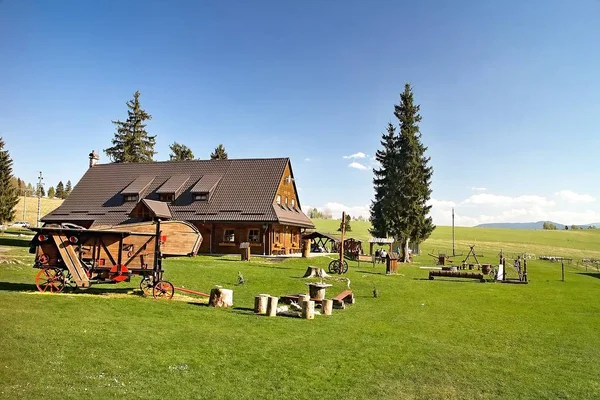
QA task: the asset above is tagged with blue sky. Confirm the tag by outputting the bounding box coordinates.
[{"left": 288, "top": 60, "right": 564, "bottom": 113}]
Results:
[{"left": 1, "top": 0, "right": 599, "bottom": 226}]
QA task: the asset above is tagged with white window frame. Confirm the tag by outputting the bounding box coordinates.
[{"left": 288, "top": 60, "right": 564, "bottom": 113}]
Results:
[{"left": 276, "top": 195, "right": 281, "bottom": 205}]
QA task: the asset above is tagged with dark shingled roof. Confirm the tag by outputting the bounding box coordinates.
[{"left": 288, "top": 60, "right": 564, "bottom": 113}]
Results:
[
  {"left": 139, "top": 199, "right": 172, "bottom": 219},
  {"left": 121, "top": 175, "right": 155, "bottom": 195},
  {"left": 43, "top": 158, "right": 315, "bottom": 229},
  {"left": 155, "top": 175, "right": 189, "bottom": 196}
]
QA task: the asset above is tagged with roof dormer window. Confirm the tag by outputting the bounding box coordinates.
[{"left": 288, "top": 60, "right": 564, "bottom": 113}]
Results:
[
  {"left": 124, "top": 194, "right": 138, "bottom": 202},
  {"left": 159, "top": 193, "right": 174, "bottom": 202},
  {"left": 194, "top": 192, "right": 209, "bottom": 201}
]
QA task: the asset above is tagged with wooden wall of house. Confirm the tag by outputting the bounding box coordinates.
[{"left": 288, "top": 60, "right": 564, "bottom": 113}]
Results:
[
  {"left": 271, "top": 224, "right": 301, "bottom": 254},
  {"left": 194, "top": 223, "right": 269, "bottom": 255},
  {"left": 275, "top": 163, "right": 299, "bottom": 208}
]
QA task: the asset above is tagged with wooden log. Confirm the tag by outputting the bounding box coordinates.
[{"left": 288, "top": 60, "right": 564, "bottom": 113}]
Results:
[
  {"left": 302, "top": 239, "right": 310, "bottom": 258},
  {"left": 209, "top": 287, "right": 233, "bottom": 308},
  {"left": 298, "top": 293, "right": 310, "bottom": 304},
  {"left": 266, "top": 296, "right": 278, "bottom": 317},
  {"left": 322, "top": 299, "right": 333, "bottom": 316},
  {"left": 302, "top": 266, "right": 329, "bottom": 278},
  {"left": 254, "top": 294, "right": 269, "bottom": 314},
  {"left": 301, "top": 300, "right": 315, "bottom": 320}
]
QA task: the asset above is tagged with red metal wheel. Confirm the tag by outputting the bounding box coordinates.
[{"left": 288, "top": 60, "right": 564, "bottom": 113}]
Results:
[
  {"left": 152, "top": 280, "right": 174, "bottom": 300},
  {"left": 35, "top": 268, "right": 65, "bottom": 293},
  {"left": 37, "top": 254, "right": 49, "bottom": 264}
]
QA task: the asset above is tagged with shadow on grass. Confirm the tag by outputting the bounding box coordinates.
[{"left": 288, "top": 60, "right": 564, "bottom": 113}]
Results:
[
  {"left": 356, "top": 270, "right": 385, "bottom": 275},
  {"left": 414, "top": 278, "right": 486, "bottom": 284},
  {"left": 0, "top": 281, "right": 141, "bottom": 295},
  {"left": 579, "top": 272, "right": 600, "bottom": 280},
  {"left": 0, "top": 237, "right": 32, "bottom": 248}
]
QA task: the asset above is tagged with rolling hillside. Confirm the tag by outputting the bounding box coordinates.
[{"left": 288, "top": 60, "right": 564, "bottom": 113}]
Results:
[
  {"left": 311, "top": 218, "right": 600, "bottom": 259},
  {"left": 11, "top": 196, "right": 63, "bottom": 226}
]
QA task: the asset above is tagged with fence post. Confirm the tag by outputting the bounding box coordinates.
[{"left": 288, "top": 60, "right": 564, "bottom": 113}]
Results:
[{"left": 561, "top": 262, "right": 565, "bottom": 282}]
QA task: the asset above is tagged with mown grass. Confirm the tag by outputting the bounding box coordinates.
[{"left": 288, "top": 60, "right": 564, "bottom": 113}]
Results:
[
  {"left": 1, "top": 228, "right": 600, "bottom": 399},
  {"left": 11, "top": 196, "right": 63, "bottom": 227}
]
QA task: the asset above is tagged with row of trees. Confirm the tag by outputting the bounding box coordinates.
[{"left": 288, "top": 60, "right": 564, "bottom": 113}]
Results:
[
  {"left": 105, "top": 91, "right": 228, "bottom": 163},
  {"left": 543, "top": 221, "right": 597, "bottom": 230},
  {"left": 11, "top": 177, "right": 72, "bottom": 199}
]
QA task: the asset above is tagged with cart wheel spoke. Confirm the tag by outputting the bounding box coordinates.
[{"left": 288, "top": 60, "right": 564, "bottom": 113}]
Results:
[{"left": 153, "top": 280, "right": 174, "bottom": 300}]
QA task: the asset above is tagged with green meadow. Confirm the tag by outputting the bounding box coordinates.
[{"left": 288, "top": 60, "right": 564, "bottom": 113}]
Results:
[{"left": 1, "top": 224, "right": 599, "bottom": 399}]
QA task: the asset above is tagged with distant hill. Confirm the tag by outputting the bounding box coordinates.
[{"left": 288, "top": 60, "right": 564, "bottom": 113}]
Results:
[{"left": 475, "top": 221, "right": 600, "bottom": 230}]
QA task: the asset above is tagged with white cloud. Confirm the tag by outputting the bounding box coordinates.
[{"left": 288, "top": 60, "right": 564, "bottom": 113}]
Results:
[
  {"left": 428, "top": 199, "right": 456, "bottom": 209},
  {"left": 554, "top": 190, "right": 595, "bottom": 204},
  {"left": 471, "top": 187, "right": 487, "bottom": 191},
  {"left": 343, "top": 152, "right": 367, "bottom": 159},
  {"left": 462, "top": 193, "right": 554, "bottom": 208},
  {"left": 348, "top": 161, "right": 368, "bottom": 170},
  {"left": 304, "top": 158, "right": 311, "bottom": 162},
  {"left": 319, "top": 202, "right": 370, "bottom": 219}
]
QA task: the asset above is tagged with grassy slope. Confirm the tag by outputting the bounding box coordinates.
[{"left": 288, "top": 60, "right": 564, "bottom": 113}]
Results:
[
  {"left": 1, "top": 226, "right": 600, "bottom": 399},
  {"left": 313, "top": 219, "right": 600, "bottom": 259},
  {"left": 11, "top": 196, "right": 63, "bottom": 226}
]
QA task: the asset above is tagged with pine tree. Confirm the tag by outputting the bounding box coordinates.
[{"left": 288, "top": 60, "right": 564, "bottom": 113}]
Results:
[
  {"left": 393, "top": 84, "right": 435, "bottom": 260},
  {"left": 169, "top": 142, "right": 194, "bottom": 161},
  {"left": 55, "top": 181, "right": 65, "bottom": 199},
  {"left": 210, "top": 144, "right": 228, "bottom": 160},
  {"left": 370, "top": 123, "right": 399, "bottom": 239},
  {"left": 26, "top": 183, "right": 33, "bottom": 195},
  {"left": 0, "top": 138, "right": 20, "bottom": 224},
  {"left": 104, "top": 91, "right": 156, "bottom": 163},
  {"left": 370, "top": 84, "right": 434, "bottom": 261},
  {"left": 65, "top": 180, "right": 72, "bottom": 198},
  {"left": 338, "top": 214, "right": 352, "bottom": 232},
  {"left": 48, "top": 186, "right": 55, "bottom": 199}
]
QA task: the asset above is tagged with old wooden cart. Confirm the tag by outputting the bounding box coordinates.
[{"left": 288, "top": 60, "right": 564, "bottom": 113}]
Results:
[{"left": 29, "top": 220, "right": 202, "bottom": 299}]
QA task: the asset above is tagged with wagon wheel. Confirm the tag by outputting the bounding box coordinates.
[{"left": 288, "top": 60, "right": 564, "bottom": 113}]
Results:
[
  {"left": 328, "top": 260, "right": 340, "bottom": 274},
  {"left": 35, "top": 268, "right": 66, "bottom": 293},
  {"left": 139, "top": 277, "right": 153, "bottom": 296},
  {"left": 340, "top": 260, "right": 349, "bottom": 274},
  {"left": 153, "top": 280, "right": 174, "bottom": 300}
]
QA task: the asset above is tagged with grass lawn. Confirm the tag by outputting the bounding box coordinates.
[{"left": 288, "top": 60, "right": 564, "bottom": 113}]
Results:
[
  {"left": 11, "top": 196, "right": 63, "bottom": 227},
  {"left": 1, "top": 228, "right": 600, "bottom": 399}
]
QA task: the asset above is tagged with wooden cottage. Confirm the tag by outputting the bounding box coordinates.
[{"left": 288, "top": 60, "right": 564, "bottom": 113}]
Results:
[{"left": 42, "top": 157, "right": 315, "bottom": 255}]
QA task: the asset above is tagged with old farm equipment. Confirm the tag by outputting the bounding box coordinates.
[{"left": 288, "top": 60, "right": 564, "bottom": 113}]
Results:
[{"left": 29, "top": 220, "right": 202, "bottom": 299}]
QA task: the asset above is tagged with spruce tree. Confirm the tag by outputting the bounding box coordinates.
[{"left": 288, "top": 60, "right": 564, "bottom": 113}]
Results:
[
  {"left": 48, "top": 186, "right": 55, "bottom": 199},
  {"left": 370, "top": 84, "right": 434, "bottom": 261},
  {"left": 65, "top": 180, "right": 72, "bottom": 198},
  {"left": 370, "top": 123, "right": 399, "bottom": 238},
  {"left": 210, "top": 144, "right": 228, "bottom": 160},
  {"left": 26, "top": 183, "right": 33, "bottom": 194},
  {"left": 338, "top": 214, "right": 352, "bottom": 232},
  {"left": 0, "top": 138, "right": 19, "bottom": 223},
  {"left": 169, "top": 142, "right": 195, "bottom": 160},
  {"left": 55, "top": 181, "right": 65, "bottom": 199},
  {"left": 393, "top": 84, "right": 434, "bottom": 259},
  {"left": 105, "top": 91, "right": 156, "bottom": 163}
]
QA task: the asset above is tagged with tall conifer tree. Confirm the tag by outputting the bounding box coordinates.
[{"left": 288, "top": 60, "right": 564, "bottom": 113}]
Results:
[
  {"left": 370, "top": 84, "right": 434, "bottom": 261},
  {"left": 0, "top": 138, "right": 20, "bottom": 223},
  {"left": 169, "top": 142, "right": 195, "bottom": 160},
  {"left": 55, "top": 181, "right": 65, "bottom": 199},
  {"left": 105, "top": 91, "right": 156, "bottom": 162},
  {"left": 210, "top": 144, "right": 228, "bottom": 160}
]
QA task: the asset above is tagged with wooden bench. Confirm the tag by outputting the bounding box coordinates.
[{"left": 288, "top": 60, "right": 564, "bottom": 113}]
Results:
[{"left": 332, "top": 290, "right": 354, "bottom": 309}]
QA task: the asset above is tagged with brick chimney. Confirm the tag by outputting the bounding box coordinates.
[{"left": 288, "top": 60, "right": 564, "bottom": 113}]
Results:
[{"left": 89, "top": 150, "right": 99, "bottom": 168}]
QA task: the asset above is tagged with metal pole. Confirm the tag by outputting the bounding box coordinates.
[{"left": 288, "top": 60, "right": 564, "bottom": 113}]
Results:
[
  {"left": 36, "top": 172, "right": 44, "bottom": 228},
  {"left": 452, "top": 207, "right": 455, "bottom": 256},
  {"left": 340, "top": 211, "right": 345, "bottom": 274},
  {"left": 22, "top": 188, "right": 26, "bottom": 221}
]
